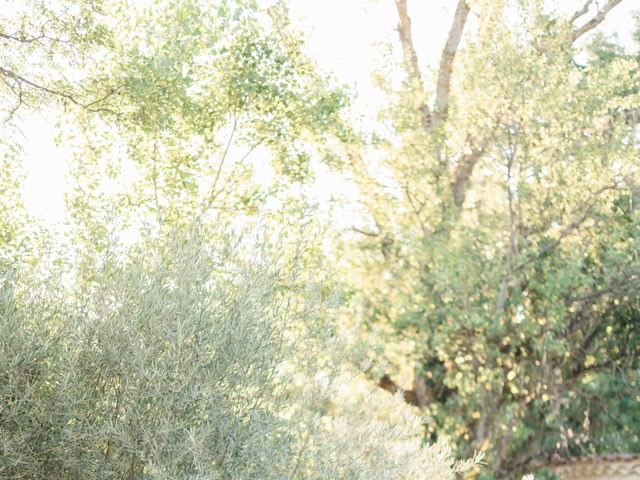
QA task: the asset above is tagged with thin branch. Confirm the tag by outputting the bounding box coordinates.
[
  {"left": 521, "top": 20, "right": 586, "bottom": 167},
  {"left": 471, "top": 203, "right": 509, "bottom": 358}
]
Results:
[
  {"left": 569, "top": 276, "right": 640, "bottom": 306},
  {"left": 566, "top": 323, "right": 608, "bottom": 383},
  {"left": 205, "top": 138, "right": 265, "bottom": 211},
  {"left": 570, "top": 0, "right": 625, "bottom": 43},
  {"left": 0, "top": 31, "right": 47, "bottom": 44},
  {"left": 0, "top": 66, "right": 79, "bottom": 102},
  {"left": 570, "top": 0, "right": 594, "bottom": 23},
  {"left": 208, "top": 116, "right": 238, "bottom": 206},
  {"left": 351, "top": 227, "right": 380, "bottom": 237},
  {"left": 566, "top": 274, "right": 640, "bottom": 336},
  {"left": 2, "top": 76, "right": 29, "bottom": 122},
  {"left": 505, "top": 135, "right": 518, "bottom": 256},
  {"left": 494, "top": 275, "right": 513, "bottom": 326},
  {"left": 151, "top": 135, "right": 162, "bottom": 220},
  {"left": 404, "top": 183, "right": 429, "bottom": 235},
  {"left": 346, "top": 150, "right": 391, "bottom": 235},
  {"left": 0, "top": 66, "right": 119, "bottom": 114},
  {"left": 433, "top": 0, "right": 471, "bottom": 127},
  {"left": 83, "top": 86, "right": 122, "bottom": 109}
]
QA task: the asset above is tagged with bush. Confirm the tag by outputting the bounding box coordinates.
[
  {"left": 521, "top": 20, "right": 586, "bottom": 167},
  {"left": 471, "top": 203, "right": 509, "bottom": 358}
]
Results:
[{"left": 0, "top": 224, "right": 475, "bottom": 479}]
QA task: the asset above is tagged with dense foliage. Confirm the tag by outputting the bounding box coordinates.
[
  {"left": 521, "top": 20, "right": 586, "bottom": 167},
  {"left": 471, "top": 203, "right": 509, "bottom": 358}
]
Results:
[
  {"left": 0, "top": 0, "right": 638, "bottom": 479},
  {"left": 0, "top": 1, "right": 473, "bottom": 479},
  {"left": 336, "top": 1, "right": 640, "bottom": 478},
  {"left": 0, "top": 225, "right": 477, "bottom": 479}
]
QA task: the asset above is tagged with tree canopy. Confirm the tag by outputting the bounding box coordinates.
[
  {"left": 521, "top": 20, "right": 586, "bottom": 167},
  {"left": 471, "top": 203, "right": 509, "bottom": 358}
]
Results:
[
  {"left": 337, "top": 1, "right": 639, "bottom": 477},
  {"left": 1, "top": 1, "right": 638, "bottom": 479}
]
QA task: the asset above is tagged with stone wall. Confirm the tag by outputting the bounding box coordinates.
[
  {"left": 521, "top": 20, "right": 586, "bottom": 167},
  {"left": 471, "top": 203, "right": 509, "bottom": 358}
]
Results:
[{"left": 552, "top": 454, "right": 640, "bottom": 480}]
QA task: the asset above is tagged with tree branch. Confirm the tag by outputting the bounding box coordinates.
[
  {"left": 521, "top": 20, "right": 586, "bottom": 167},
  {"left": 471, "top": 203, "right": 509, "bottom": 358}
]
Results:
[
  {"left": 351, "top": 226, "right": 380, "bottom": 237},
  {"left": 394, "top": 0, "right": 431, "bottom": 130},
  {"left": 433, "top": 0, "right": 471, "bottom": 127},
  {"left": 570, "top": 0, "right": 625, "bottom": 43},
  {"left": 0, "top": 66, "right": 79, "bottom": 104},
  {"left": 347, "top": 150, "right": 392, "bottom": 236},
  {"left": 395, "top": 0, "right": 424, "bottom": 93},
  {"left": 378, "top": 374, "right": 422, "bottom": 407},
  {"left": 451, "top": 146, "right": 484, "bottom": 208},
  {"left": 570, "top": 0, "right": 595, "bottom": 23},
  {"left": 404, "top": 183, "right": 429, "bottom": 235},
  {"left": 0, "top": 66, "right": 119, "bottom": 115},
  {"left": 207, "top": 115, "right": 238, "bottom": 206},
  {"left": 0, "top": 31, "right": 47, "bottom": 44}
]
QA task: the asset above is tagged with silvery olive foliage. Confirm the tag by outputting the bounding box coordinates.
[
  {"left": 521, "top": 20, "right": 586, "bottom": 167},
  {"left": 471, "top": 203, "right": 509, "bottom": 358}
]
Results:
[{"left": 0, "top": 224, "right": 474, "bottom": 479}]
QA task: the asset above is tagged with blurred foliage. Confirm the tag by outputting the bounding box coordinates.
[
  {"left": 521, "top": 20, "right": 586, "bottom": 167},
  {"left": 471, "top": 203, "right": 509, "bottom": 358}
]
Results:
[
  {"left": 333, "top": 2, "right": 640, "bottom": 478},
  {"left": 0, "top": 1, "right": 475, "bottom": 479},
  {"left": 0, "top": 223, "right": 479, "bottom": 479},
  {"left": 1, "top": 1, "right": 639, "bottom": 479}
]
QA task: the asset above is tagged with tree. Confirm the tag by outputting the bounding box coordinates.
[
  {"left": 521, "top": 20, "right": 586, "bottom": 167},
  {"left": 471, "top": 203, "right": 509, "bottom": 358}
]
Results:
[
  {"left": 336, "top": 1, "right": 640, "bottom": 477},
  {"left": 0, "top": 1, "right": 477, "bottom": 479},
  {"left": 0, "top": 0, "right": 118, "bottom": 268},
  {"left": 57, "top": 0, "right": 346, "bottom": 254}
]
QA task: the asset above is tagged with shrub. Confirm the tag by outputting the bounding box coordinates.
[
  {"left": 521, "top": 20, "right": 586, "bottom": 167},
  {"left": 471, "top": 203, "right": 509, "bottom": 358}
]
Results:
[{"left": 0, "top": 224, "right": 474, "bottom": 479}]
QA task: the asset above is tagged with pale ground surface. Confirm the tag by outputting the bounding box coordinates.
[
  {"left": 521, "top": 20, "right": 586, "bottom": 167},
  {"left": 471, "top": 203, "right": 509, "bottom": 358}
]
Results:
[{"left": 19, "top": 1, "right": 639, "bottom": 227}]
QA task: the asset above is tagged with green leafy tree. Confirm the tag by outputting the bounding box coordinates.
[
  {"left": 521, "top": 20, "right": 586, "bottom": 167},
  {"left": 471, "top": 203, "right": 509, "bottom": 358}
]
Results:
[
  {"left": 0, "top": 1, "right": 477, "bottom": 479},
  {"left": 0, "top": 0, "right": 121, "bottom": 272},
  {"left": 60, "top": 0, "right": 346, "bottom": 252},
  {"left": 334, "top": 1, "right": 640, "bottom": 477}
]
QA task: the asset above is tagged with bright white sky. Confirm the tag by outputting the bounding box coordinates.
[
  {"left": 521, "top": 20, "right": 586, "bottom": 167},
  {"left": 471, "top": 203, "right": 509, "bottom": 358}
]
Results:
[{"left": 19, "top": 0, "right": 639, "bottom": 225}]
